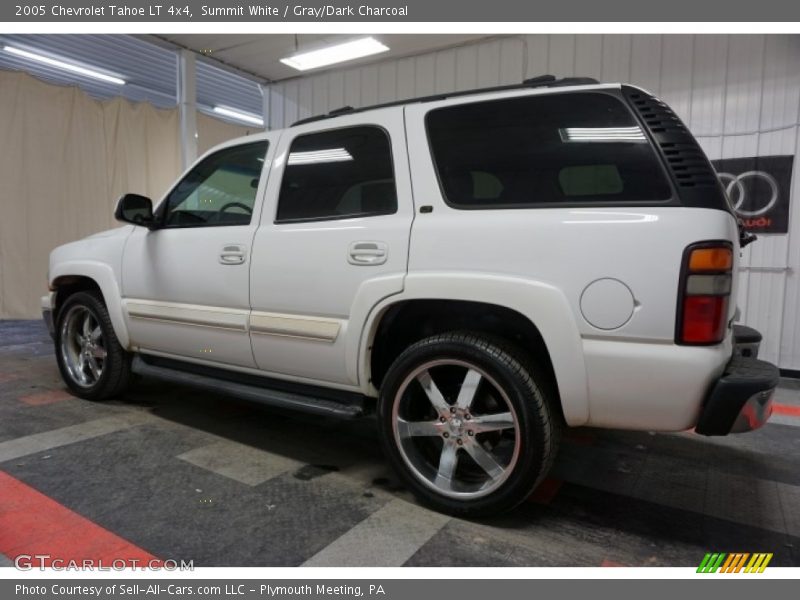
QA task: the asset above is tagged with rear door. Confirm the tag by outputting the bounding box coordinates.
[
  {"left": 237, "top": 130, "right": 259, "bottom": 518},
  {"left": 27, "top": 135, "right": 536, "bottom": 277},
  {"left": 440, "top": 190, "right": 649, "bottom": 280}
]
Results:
[{"left": 248, "top": 109, "right": 413, "bottom": 387}]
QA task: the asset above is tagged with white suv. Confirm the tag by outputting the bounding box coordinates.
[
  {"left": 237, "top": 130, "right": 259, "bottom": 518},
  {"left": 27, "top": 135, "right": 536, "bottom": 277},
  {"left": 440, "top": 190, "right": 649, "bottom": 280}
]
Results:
[{"left": 43, "top": 76, "right": 779, "bottom": 516}]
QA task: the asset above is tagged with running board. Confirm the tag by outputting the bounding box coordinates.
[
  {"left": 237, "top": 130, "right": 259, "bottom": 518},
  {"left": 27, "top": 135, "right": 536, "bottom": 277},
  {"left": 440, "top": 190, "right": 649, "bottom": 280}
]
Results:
[{"left": 131, "top": 357, "right": 368, "bottom": 419}]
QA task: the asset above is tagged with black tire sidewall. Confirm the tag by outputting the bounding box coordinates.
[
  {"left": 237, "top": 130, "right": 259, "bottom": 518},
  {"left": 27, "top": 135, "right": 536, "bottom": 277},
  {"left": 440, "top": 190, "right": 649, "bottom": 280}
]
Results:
[{"left": 377, "top": 333, "right": 554, "bottom": 517}]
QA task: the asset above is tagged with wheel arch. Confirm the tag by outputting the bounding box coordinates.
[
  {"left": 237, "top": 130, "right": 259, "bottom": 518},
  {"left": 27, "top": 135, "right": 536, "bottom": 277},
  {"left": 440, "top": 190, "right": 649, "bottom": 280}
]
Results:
[
  {"left": 50, "top": 262, "right": 129, "bottom": 348},
  {"left": 358, "top": 273, "right": 590, "bottom": 426}
]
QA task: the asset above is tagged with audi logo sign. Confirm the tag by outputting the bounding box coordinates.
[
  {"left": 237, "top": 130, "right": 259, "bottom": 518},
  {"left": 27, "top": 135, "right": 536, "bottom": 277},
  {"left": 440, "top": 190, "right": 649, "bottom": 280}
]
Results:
[{"left": 711, "top": 155, "right": 793, "bottom": 234}]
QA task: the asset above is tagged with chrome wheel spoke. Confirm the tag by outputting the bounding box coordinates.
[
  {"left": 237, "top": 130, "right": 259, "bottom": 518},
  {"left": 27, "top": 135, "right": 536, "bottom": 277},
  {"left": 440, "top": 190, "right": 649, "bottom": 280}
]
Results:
[
  {"left": 416, "top": 369, "right": 450, "bottom": 414},
  {"left": 455, "top": 369, "right": 482, "bottom": 410},
  {"left": 90, "top": 326, "right": 102, "bottom": 343},
  {"left": 464, "top": 443, "right": 505, "bottom": 481},
  {"left": 82, "top": 312, "right": 93, "bottom": 338},
  {"left": 434, "top": 443, "right": 459, "bottom": 491},
  {"left": 397, "top": 418, "right": 440, "bottom": 438},
  {"left": 77, "top": 355, "right": 90, "bottom": 384},
  {"left": 470, "top": 412, "right": 515, "bottom": 434},
  {"left": 86, "top": 356, "right": 101, "bottom": 380}
]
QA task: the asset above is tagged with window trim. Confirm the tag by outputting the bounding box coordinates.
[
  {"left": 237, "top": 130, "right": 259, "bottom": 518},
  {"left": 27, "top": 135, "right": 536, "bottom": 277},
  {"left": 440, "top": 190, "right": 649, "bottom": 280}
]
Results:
[
  {"left": 273, "top": 124, "right": 398, "bottom": 225},
  {"left": 423, "top": 89, "right": 679, "bottom": 211},
  {"left": 157, "top": 140, "right": 269, "bottom": 229}
]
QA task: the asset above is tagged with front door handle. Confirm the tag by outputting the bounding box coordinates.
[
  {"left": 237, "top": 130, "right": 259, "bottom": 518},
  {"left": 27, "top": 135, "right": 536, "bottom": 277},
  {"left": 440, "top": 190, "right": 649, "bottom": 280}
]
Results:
[
  {"left": 348, "top": 241, "right": 388, "bottom": 266},
  {"left": 219, "top": 244, "right": 246, "bottom": 265}
]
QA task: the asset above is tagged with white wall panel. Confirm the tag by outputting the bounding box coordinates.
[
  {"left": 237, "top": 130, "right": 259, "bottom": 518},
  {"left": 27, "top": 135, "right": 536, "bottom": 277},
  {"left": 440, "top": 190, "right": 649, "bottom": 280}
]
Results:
[
  {"left": 524, "top": 35, "right": 549, "bottom": 79},
  {"left": 724, "top": 36, "right": 765, "bottom": 135},
  {"left": 477, "top": 40, "right": 502, "bottom": 87},
  {"left": 455, "top": 44, "right": 479, "bottom": 91},
  {"left": 266, "top": 34, "right": 800, "bottom": 370},
  {"left": 659, "top": 35, "right": 695, "bottom": 124},
  {"left": 499, "top": 38, "right": 525, "bottom": 85},
  {"left": 600, "top": 35, "right": 631, "bottom": 84},
  {"left": 575, "top": 35, "right": 603, "bottom": 81},
  {"left": 690, "top": 36, "right": 728, "bottom": 136},
  {"left": 547, "top": 35, "right": 576, "bottom": 77},
  {"left": 630, "top": 35, "right": 662, "bottom": 96}
]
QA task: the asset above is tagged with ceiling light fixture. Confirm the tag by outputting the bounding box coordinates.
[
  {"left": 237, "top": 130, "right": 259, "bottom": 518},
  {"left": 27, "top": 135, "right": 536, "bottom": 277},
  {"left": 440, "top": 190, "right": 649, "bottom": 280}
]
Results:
[
  {"left": 560, "top": 127, "right": 646, "bottom": 143},
  {"left": 280, "top": 37, "right": 389, "bottom": 72},
  {"left": 288, "top": 148, "right": 353, "bottom": 165},
  {"left": 3, "top": 45, "right": 125, "bottom": 85},
  {"left": 213, "top": 106, "right": 265, "bottom": 127}
]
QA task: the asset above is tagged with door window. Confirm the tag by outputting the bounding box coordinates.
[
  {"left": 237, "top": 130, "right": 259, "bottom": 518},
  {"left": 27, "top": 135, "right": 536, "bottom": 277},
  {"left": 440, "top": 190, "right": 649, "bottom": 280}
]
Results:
[
  {"left": 276, "top": 126, "right": 396, "bottom": 223},
  {"left": 162, "top": 141, "right": 268, "bottom": 227}
]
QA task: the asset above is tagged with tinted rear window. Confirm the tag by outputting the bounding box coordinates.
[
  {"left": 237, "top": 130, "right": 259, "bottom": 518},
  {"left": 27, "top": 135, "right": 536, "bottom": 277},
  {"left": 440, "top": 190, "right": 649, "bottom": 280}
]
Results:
[
  {"left": 426, "top": 92, "right": 672, "bottom": 208},
  {"left": 276, "top": 126, "right": 396, "bottom": 223}
]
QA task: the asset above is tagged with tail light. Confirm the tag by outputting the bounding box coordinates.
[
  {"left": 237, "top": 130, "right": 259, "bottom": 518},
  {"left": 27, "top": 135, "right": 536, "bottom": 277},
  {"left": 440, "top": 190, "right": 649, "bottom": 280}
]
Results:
[{"left": 676, "top": 242, "right": 733, "bottom": 345}]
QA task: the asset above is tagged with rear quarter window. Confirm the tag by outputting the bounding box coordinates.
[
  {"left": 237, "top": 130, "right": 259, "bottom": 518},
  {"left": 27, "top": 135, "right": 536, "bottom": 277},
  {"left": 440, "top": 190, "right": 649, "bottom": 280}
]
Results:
[{"left": 425, "top": 92, "right": 672, "bottom": 208}]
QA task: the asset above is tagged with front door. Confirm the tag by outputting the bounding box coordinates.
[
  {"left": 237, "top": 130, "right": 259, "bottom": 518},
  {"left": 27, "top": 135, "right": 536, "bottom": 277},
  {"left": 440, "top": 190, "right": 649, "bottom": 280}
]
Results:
[{"left": 121, "top": 138, "right": 274, "bottom": 368}]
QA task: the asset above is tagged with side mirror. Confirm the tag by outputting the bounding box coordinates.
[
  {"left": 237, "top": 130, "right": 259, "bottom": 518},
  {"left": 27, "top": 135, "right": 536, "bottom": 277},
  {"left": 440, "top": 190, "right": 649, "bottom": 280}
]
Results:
[{"left": 114, "top": 193, "right": 158, "bottom": 229}]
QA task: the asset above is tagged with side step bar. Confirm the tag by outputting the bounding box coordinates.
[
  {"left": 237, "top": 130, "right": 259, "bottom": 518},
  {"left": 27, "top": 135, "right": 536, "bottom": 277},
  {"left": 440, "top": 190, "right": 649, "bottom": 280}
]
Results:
[{"left": 132, "top": 357, "right": 368, "bottom": 419}]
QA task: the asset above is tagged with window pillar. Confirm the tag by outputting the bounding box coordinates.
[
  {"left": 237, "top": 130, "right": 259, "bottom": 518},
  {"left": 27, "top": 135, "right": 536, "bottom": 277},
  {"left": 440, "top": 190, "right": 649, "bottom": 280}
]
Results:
[{"left": 177, "top": 49, "right": 198, "bottom": 170}]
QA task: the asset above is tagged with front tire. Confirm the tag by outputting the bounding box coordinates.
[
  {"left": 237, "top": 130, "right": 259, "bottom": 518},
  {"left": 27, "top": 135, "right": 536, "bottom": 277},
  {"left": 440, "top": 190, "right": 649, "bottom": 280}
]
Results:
[
  {"left": 55, "top": 291, "right": 132, "bottom": 401},
  {"left": 377, "top": 332, "right": 561, "bottom": 517}
]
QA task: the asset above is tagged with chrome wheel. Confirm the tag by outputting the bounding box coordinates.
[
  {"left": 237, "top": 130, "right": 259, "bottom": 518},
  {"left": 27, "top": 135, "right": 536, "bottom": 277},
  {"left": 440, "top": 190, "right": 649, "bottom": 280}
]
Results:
[
  {"left": 391, "top": 359, "right": 521, "bottom": 499},
  {"left": 59, "top": 305, "right": 107, "bottom": 388}
]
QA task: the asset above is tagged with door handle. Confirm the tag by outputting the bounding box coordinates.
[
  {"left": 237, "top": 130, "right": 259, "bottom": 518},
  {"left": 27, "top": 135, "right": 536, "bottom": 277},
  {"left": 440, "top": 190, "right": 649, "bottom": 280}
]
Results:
[
  {"left": 219, "top": 244, "right": 246, "bottom": 265},
  {"left": 348, "top": 241, "right": 388, "bottom": 266}
]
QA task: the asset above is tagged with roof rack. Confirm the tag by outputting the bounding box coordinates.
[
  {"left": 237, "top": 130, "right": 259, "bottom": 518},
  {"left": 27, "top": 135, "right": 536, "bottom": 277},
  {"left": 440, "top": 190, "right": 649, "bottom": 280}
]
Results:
[{"left": 290, "top": 75, "right": 600, "bottom": 127}]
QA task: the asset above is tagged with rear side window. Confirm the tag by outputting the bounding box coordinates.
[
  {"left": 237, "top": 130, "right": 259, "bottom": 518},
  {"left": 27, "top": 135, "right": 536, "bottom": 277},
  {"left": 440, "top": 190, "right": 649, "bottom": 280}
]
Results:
[
  {"left": 426, "top": 92, "right": 672, "bottom": 208},
  {"left": 276, "top": 126, "right": 397, "bottom": 223}
]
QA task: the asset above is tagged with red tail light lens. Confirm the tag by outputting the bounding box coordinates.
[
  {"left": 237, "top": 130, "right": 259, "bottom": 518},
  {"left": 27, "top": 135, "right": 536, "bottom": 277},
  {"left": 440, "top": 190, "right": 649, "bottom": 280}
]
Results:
[
  {"left": 677, "top": 243, "right": 733, "bottom": 345},
  {"left": 681, "top": 296, "right": 729, "bottom": 343}
]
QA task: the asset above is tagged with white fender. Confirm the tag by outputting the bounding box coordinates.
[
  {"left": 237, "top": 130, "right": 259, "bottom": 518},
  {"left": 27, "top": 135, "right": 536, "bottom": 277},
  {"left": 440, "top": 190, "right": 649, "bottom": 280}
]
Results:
[
  {"left": 356, "top": 272, "right": 590, "bottom": 426},
  {"left": 50, "top": 260, "right": 130, "bottom": 349}
]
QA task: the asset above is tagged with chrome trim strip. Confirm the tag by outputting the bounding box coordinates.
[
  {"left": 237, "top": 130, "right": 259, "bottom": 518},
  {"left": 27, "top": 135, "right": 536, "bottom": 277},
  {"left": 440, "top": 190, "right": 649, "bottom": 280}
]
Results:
[
  {"left": 125, "top": 300, "right": 249, "bottom": 332},
  {"left": 123, "top": 300, "right": 341, "bottom": 342},
  {"left": 249, "top": 312, "right": 340, "bottom": 343},
  {"left": 127, "top": 314, "right": 246, "bottom": 332}
]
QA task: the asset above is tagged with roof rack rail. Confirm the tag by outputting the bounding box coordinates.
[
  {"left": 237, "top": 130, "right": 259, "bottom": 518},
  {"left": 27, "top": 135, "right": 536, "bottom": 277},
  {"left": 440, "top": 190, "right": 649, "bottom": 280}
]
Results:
[{"left": 291, "top": 74, "right": 600, "bottom": 127}]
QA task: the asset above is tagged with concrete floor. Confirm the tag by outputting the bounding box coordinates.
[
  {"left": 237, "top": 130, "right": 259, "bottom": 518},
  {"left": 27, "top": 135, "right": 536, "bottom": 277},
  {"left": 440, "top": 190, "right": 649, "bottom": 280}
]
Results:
[{"left": 1, "top": 319, "right": 799, "bottom": 567}]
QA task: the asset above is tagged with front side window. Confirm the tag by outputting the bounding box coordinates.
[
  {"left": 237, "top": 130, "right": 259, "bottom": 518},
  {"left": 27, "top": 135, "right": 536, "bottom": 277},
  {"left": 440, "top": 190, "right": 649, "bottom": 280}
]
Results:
[
  {"left": 162, "top": 141, "right": 268, "bottom": 227},
  {"left": 426, "top": 92, "right": 672, "bottom": 208},
  {"left": 276, "top": 126, "right": 397, "bottom": 223}
]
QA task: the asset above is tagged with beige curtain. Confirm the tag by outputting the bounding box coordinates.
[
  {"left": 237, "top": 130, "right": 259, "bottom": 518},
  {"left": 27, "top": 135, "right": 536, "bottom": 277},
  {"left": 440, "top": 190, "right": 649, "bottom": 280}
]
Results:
[
  {"left": 0, "top": 70, "right": 260, "bottom": 319},
  {"left": 197, "top": 111, "right": 260, "bottom": 155}
]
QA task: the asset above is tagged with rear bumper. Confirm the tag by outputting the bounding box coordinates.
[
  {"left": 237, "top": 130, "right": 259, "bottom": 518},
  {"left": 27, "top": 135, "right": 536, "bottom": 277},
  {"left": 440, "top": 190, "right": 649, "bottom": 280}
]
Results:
[
  {"left": 695, "top": 353, "right": 779, "bottom": 436},
  {"left": 732, "top": 323, "right": 762, "bottom": 359}
]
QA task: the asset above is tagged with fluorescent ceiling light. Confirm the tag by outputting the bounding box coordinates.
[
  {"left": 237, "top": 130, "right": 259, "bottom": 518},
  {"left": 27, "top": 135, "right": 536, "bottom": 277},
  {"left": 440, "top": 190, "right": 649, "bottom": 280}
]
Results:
[
  {"left": 288, "top": 148, "right": 353, "bottom": 165},
  {"left": 280, "top": 37, "right": 389, "bottom": 71},
  {"left": 213, "top": 106, "right": 264, "bottom": 127},
  {"left": 3, "top": 45, "right": 125, "bottom": 85},
  {"left": 560, "top": 127, "right": 646, "bottom": 143}
]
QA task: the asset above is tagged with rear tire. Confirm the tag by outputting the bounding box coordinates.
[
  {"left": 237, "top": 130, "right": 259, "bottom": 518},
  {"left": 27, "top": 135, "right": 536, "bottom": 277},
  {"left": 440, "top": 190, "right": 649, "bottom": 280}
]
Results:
[
  {"left": 55, "top": 291, "right": 132, "bottom": 401},
  {"left": 377, "top": 332, "right": 560, "bottom": 517}
]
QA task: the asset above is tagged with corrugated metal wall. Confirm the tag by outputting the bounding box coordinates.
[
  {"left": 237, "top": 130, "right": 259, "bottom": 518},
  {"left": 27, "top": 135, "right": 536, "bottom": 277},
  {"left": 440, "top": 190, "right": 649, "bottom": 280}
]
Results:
[{"left": 266, "top": 34, "right": 800, "bottom": 370}]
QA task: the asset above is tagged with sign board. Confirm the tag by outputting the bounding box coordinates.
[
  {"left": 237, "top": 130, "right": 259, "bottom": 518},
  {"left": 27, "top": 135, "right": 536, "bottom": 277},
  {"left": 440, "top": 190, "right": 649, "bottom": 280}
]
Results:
[{"left": 711, "top": 155, "right": 793, "bottom": 234}]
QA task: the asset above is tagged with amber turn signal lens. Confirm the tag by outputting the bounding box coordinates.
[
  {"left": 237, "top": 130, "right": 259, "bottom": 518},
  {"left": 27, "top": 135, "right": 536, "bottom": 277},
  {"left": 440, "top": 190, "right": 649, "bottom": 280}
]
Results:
[{"left": 688, "top": 247, "right": 733, "bottom": 272}]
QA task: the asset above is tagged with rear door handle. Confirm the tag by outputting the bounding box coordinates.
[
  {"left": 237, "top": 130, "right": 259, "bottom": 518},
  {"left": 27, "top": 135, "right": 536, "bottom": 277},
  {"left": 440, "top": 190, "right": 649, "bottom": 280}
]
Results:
[
  {"left": 219, "top": 244, "right": 247, "bottom": 265},
  {"left": 348, "top": 241, "right": 388, "bottom": 266}
]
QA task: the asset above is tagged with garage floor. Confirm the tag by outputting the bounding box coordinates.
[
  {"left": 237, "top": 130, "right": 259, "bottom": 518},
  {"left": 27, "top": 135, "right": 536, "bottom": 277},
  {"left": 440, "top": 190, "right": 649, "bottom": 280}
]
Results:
[{"left": 1, "top": 320, "right": 799, "bottom": 568}]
